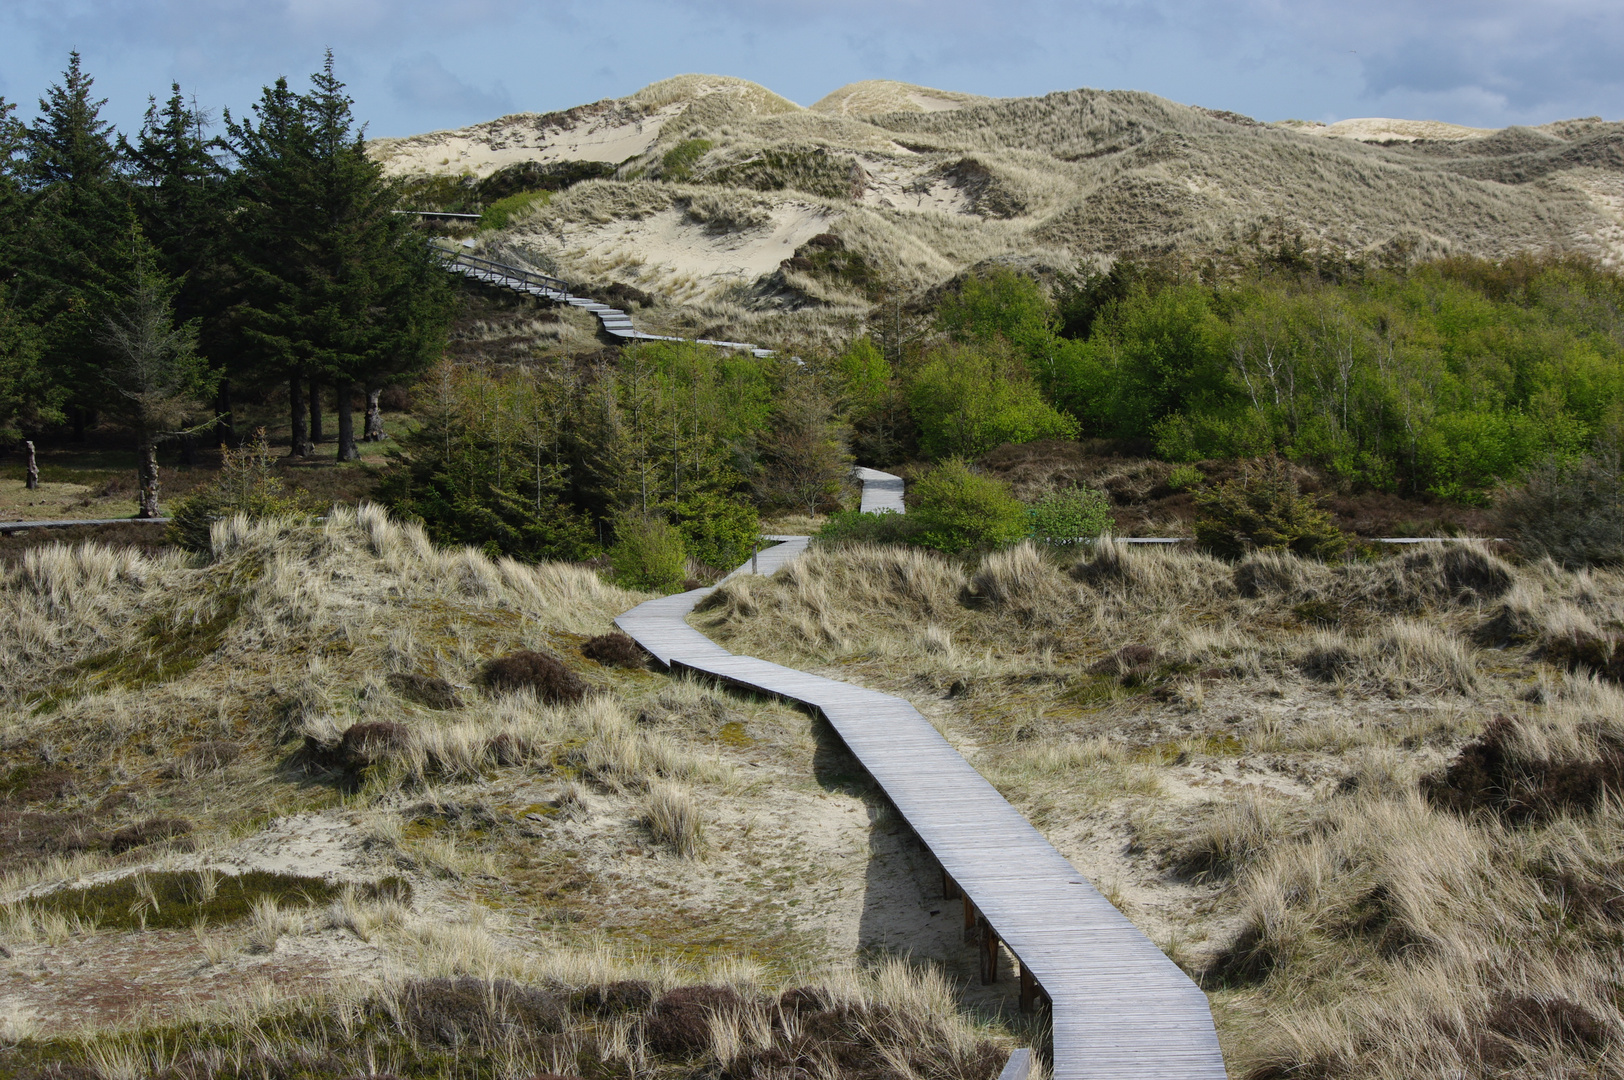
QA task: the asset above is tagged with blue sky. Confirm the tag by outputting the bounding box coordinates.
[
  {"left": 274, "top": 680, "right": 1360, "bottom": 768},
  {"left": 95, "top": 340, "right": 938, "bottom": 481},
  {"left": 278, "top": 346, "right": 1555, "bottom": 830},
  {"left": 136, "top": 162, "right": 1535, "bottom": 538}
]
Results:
[{"left": 1, "top": 1, "right": 1620, "bottom": 139}]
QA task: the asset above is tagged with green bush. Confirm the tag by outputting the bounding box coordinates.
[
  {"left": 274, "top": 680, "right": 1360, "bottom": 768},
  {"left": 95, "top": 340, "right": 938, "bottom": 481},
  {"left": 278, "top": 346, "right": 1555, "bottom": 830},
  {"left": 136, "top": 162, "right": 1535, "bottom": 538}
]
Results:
[
  {"left": 672, "top": 489, "right": 760, "bottom": 571},
  {"left": 1193, "top": 457, "right": 1346, "bottom": 560},
  {"left": 610, "top": 514, "right": 688, "bottom": 592},
  {"left": 166, "top": 430, "right": 308, "bottom": 552},
  {"left": 814, "top": 508, "right": 915, "bottom": 547},
  {"left": 911, "top": 459, "right": 1029, "bottom": 554},
  {"left": 906, "top": 342, "right": 1079, "bottom": 460},
  {"left": 480, "top": 189, "right": 551, "bottom": 230},
  {"left": 1167, "top": 463, "right": 1207, "bottom": 491},
  {"left": 659, "top": 139, "right": 713, "bottom": 182},
  {"left": 1497, "top": 444, "right": 1624, "bottom": 567},
  {"left": 1028, "top": 486, "right": 1114, "bottom": 546}
]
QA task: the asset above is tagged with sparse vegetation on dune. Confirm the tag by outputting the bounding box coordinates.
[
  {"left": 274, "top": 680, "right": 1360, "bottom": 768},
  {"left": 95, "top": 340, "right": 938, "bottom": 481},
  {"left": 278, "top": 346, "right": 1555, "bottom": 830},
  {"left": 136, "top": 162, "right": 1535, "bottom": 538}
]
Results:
[
  {"left": 695, "top": 537, "right": 1624, "bottom": 1077},
  {"left": 0, "top": 508, "right": 1050, "bottom": 1070}
]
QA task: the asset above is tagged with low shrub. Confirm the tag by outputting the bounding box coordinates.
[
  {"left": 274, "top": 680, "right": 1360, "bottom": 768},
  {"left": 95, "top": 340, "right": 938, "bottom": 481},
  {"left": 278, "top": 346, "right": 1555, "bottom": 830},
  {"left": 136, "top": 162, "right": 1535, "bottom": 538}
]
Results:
[
  {"left": 581, "top": 632, "right": 647, "bottom": 669},
  {"left": 481, "top": 650, "right": 588, "bottom": 704},
  {"left": 911, "top": 459, "right": 1029, "bottom": 554},
  {"left": 1027, "top": 484, "right": 1114, "bottom": 546},
  {"left": 1542, "top": 631, "right": 1624, "bottom": 683},
  {"left": 338, "top": 721, "right": 410, "bottom": 769},
  {"left": 402, "top": 977, "right": 566, "bottom": 1046},
  {"left": 166, "top": 430, "right": 308, "bottom": 552},
  {"left": 814, "top": 508, "right": 915, "bottom": 547},
  {"left": 610, "top": 514, "right": 688, "bottom": 593},
  {"left": 1497, "top": 444, "right": 1624, "bottom": 567},
  {"left": 387, "top": 672, "right": 464, "bottom": 710},
  {"left": 1422, "top": 715, "right": 1624, "bottom": 822},
  {"left": 642, "top": 985, "right": 744, "bottom": 1054},
  {"left": 1194, "top": 456, "right": 1346, "bottom": 560},
  {"left": 108, "top": 816, "right": 193, "bottom": 853}
]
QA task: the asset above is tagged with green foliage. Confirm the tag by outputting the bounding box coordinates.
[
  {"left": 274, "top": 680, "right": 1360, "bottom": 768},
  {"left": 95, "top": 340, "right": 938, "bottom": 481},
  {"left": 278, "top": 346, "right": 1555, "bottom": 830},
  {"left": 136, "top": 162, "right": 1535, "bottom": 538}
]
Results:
[
  {"left": 836, "top": 336, "right": 891, "bottom": 413},
  {"left": 610, "top": 513, "right": 687, "bottom": 592},
  {"left": 167, "top": 430, "right": 308, "bottom": 552},
  {"left": 1193, "top": 457, "right": 1347, "bottom": 560},
  {"left": 814, "top": 508, "right": 914, "bottom": 547},
  {"left": 1167, "top": 463, "right": 1207, "bottom": 491},
  {"left": 937, "top": 268, "right": 1057, "bottom": 362},
  {"left": 906, "top": 341, "right": 1079, "bottom": 459},
  {"left": 659, "top": 138, "right": 713, "bottom": 181},
  {"left": 755, "top": 376, "right": 851, "bottom": 516},
  {"left": 1049, "top": 256, "right": 1624, "bottom": 501},
  {"left": 1028, "top": 485, "right": 1114, "bottom": 546},
  {"left": 910, "top": 459, "right": 1029, "bottom": 553},
  {"left": 1497, "top": 442, "right": 1624, "bottom": 567},
  {"left": 705, "top": 149, "right": 860, "bottom": 200},
  {"left": 377, "top": 363, "right": 596, "bottom": 562},
  {"left": 672, "top": 488, "right": 759, "bottom": 571},
  {"left": 0, "top": 281, "right": 59, "bottom": 440},
  {"left": 479, "top": 188, "right": 551, "bottom": 231}
]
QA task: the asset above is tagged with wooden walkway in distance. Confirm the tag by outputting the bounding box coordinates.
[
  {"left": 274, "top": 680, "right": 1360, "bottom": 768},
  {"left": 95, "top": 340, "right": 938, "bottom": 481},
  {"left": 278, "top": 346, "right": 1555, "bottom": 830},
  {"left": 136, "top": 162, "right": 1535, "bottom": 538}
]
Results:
[
  {"left": 616, "top": 470, "right": 1227, "bottom": 1080},
  {"left": 436, "top": 248, "right": 775, "bottom": 357}
]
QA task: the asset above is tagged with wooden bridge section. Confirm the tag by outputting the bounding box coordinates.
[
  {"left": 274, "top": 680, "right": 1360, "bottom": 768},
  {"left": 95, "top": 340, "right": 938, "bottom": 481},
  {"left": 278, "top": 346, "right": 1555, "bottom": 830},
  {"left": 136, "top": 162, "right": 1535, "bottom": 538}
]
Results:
[
  {"left": 435, "top": 248, "right": 775, "bottom": 357},
  {"left": 615, "top": 471, "right": 1227, "bottom": 1080}
]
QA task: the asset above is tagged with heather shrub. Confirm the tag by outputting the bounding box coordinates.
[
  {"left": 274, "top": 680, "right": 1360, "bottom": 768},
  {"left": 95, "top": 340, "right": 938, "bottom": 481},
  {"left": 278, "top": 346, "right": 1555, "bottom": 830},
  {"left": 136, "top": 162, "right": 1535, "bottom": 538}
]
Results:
[
  {"left": 1497, "top": 445, "right": 1624, "bottom": 567},
  {"left": 481, "top": 650, "right": 588, "bottom": 704},
  {"left": 581, "top": 632, "right": 647, "bottom": 669}
]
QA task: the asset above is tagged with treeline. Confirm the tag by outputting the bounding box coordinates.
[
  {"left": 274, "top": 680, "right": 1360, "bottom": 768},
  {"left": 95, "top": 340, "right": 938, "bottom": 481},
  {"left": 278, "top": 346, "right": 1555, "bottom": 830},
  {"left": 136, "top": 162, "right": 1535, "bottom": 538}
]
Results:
[
  {"left": 853, "top": 254, "right": 1624, "bottom": 503},
  {"left": 0, "top": 52, "right": 450, "bottom": 511},
  {"left": 378, "top": 342, "right": 850, "bottom": 578}
]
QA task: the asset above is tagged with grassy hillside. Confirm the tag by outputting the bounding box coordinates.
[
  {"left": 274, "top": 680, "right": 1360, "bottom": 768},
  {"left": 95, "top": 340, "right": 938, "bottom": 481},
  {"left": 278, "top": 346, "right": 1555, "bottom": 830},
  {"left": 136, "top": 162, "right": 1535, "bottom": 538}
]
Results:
[
  {"left": 375, "top": 76, "right": 1624, "bottom": 348},
  {"left": 0, "top": 509, "right": 1040, "bottom": 1070},
  {"left": 694, "top": 538, "right": 1624, "bottom": 1078}
]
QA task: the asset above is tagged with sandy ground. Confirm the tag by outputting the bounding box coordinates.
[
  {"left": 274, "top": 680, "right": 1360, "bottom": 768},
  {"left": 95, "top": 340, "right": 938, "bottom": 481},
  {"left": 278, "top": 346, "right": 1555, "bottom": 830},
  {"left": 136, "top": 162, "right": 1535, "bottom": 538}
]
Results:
[
  {"left": 811, "top": 81, "right": 990, "bottom": 116},
  {"left": 1281, "top": 117, "right": 1495, "bottom": 142},
  {"left": 547, "top": 202, "right": 835, "bottom": 297},
  {"left": 370, "top": 102, "right": 686, "bottom": 179}
]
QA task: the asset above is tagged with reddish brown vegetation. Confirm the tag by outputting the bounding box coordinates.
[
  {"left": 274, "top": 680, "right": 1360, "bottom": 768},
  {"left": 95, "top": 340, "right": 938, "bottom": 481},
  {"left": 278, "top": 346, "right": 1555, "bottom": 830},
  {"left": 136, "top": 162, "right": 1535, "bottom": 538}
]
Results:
[
  {"left": 481, "top": 650, "right": 588, "bottom": 704},
  {"left": 581, "top": 632, "right": 648, "bottom": 669},
  {"left": 387, "top": 671, "right": 464, "bottom": 710},
  {"left": 1423, "top": 716, "right": 1624, "bottom": 822}
]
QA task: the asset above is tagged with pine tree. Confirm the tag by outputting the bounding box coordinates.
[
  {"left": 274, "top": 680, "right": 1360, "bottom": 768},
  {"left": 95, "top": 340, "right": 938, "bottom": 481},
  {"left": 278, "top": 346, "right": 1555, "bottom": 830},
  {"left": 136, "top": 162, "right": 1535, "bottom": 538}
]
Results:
[
  {"left": 98, "top": 227, "right": 218, "bottom": 517},
  {"left": 122, "top": 85, "right": 234, "bottom": 441},
  {"left": 227, "top": 53, "right": 450, "bottom": 461},
  {"left": 14, "top": 53, "right": 127, "bottom": 437}
]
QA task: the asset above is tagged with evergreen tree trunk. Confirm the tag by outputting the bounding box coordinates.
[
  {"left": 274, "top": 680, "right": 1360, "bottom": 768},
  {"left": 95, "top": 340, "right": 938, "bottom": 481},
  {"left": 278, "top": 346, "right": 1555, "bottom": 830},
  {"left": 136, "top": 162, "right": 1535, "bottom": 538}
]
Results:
[
  {"left": 289, "top": 375, "right": 313, "bottom": 457},
  {"left": 137, "top": 443, "right": 160, "bottom": 518},
  {"left": 363, "top": 385, "right": 385, "bottom": 442},
  {"left": 215, "top": 379, "right": 235, "bottom": 447},
  {"left": 24, "top": 441, "right": 39, "bottom": 490},
  {"left": 309, "top": 378, "right": 323, "bottom": 443},
  {"left": 336, "top": 379, "right": 359, "bottom": 461}
]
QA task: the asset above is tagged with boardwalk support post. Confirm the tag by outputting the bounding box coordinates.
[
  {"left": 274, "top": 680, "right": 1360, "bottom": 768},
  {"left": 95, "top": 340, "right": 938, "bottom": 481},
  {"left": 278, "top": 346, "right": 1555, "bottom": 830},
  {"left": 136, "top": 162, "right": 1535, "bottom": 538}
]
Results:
[
  {"left": 1019, "top": 963, "right": 1040, "bottom": 1012},
  {"left": 942, "top": 870, "right": 960, "bottom": 900},
  {"left": 963, "top": 894, "right": 976, "bottom": 932},
  {"left": 978, "top": 914, "right": 999, "bottom": 984}
]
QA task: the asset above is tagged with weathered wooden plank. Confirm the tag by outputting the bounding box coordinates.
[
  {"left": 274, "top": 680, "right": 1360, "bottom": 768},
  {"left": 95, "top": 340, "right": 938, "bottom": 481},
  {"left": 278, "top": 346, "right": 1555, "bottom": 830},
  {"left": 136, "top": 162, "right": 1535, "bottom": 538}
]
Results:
[{"left": 613, "top": 469, "right": 1227, "bottom": 1080}]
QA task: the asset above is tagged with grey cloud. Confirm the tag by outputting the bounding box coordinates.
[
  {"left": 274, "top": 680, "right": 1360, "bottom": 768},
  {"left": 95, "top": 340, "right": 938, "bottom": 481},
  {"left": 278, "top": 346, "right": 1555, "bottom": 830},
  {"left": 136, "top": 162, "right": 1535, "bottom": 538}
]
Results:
[{"left": 388, "top": 52, "right": 511, "bottom": 117}]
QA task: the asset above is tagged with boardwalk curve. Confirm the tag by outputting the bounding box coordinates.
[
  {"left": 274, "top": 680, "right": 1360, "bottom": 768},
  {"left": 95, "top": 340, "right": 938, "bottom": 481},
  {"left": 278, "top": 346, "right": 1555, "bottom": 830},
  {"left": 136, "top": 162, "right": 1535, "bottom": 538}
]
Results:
[
  {"left": 436, "top": 248, "right": 775, "bottom": 357},
  {"left": 615, "top": 471, "right": 1227, "bottom": 1080}
]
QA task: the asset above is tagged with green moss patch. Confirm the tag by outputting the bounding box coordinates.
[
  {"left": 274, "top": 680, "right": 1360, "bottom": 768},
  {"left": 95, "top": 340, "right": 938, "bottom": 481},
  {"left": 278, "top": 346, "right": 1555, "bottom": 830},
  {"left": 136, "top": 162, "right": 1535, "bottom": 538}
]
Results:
[{"left": 11, "top": 870, "right": 411, "bottom": 932}]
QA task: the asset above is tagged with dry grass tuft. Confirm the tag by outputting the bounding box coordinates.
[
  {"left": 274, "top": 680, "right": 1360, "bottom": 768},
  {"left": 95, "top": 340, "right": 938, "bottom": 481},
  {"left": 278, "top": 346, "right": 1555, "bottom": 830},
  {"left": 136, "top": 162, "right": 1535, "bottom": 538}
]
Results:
[{"left": 641, "top": 782, "right": 706, "bottom": 858}]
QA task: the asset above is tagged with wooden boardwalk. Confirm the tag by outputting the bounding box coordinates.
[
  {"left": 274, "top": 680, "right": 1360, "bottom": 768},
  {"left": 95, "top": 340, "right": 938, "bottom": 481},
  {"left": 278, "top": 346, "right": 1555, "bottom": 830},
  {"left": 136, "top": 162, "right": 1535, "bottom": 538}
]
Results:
[
  {"left": 616, "top": 470, "right": 1227, "bottom": 1080},
  {"left": 437, "top": 249, "right": 775, "bottom": 357}
]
